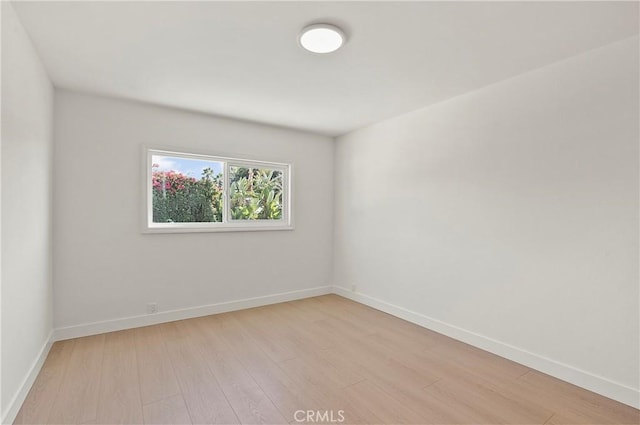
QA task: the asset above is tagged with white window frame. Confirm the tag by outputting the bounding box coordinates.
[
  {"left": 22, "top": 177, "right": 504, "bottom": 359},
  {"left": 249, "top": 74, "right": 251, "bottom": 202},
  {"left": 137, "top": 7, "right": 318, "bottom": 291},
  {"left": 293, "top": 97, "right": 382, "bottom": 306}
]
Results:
[{"left": 143, "top": 147, "right": 293, "bottom": 233}]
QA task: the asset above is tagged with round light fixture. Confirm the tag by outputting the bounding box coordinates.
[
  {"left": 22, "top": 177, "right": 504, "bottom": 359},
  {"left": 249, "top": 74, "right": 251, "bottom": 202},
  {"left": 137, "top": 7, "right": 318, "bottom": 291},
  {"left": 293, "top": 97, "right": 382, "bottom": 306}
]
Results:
[{"left": 299, "top": 23, "right": 346, "bottom": 54}]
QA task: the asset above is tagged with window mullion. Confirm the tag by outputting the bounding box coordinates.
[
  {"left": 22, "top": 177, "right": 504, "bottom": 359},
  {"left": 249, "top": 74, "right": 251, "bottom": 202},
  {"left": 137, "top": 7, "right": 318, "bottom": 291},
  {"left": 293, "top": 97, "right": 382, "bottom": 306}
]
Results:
[{"left": 223, "top": 161, "right": 229, "bottom": 224}]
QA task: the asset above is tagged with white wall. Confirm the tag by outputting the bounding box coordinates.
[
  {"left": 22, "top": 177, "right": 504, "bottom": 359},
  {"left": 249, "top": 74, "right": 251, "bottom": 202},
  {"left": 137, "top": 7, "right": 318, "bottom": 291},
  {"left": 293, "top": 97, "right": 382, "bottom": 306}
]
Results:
[
  {"left": 1, "top": 2, "right": 54, "bottom": 422},
  {"left": 53, "top": 90, "right": 334, "bottom": 332},
  {"left": 334, "top": 36, "right": 639, "bottom": 406}
]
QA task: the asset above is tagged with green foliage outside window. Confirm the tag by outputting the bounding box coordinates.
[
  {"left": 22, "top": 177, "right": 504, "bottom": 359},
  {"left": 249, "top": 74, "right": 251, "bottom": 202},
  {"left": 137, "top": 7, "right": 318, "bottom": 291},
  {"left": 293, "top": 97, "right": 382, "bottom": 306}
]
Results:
[
  {"left": 152, "top": 167, "right": 223, "bottom": 223},
  {"left": 152, "top": 164, "right": 283, "bottom": 223},
  {"left": 229, "top": 167, "right": 283, "bottom": 220}
]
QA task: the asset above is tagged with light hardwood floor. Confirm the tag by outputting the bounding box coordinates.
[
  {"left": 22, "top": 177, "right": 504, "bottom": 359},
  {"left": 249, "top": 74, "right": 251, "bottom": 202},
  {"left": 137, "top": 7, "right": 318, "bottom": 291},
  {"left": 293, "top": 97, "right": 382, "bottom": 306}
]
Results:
[{"left": 14, "top": 295, "right": 640, "bottom": 425}]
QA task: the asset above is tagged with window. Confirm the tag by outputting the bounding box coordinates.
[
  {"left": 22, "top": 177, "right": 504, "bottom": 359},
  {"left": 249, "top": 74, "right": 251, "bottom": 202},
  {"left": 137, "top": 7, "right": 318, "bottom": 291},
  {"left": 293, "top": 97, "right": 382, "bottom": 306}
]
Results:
[{"left": 145, "top": 149, "right": 292, "bottom": 233}]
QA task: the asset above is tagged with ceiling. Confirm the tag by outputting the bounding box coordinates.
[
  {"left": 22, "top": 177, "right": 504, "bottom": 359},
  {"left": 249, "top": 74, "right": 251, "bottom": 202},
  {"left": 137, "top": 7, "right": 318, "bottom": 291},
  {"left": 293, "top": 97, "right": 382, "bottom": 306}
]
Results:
[{"left": 12, "top": 1, "right": 639, "bottom": 136}]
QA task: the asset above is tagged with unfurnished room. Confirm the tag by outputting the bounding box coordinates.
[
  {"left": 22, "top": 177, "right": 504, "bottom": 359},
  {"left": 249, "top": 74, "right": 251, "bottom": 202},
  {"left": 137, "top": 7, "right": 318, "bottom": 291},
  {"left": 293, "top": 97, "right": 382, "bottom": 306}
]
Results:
[{"left": 1, "top": 1, "right": 639, "bottom": 424}]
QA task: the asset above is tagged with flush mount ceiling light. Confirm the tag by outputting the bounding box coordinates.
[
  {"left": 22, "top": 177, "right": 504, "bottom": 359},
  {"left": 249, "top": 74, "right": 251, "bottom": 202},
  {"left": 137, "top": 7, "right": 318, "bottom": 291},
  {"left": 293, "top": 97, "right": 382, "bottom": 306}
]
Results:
[{"left": 299, "top": 23, "right": 346, "bottom": 54}]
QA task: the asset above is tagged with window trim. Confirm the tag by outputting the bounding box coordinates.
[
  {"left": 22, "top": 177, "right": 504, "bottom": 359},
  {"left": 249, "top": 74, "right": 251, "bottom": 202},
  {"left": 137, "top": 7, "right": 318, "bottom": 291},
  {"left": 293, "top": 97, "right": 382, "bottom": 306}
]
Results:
[{"left": 143, "top": 147, "right": 293, "bottom": 234}]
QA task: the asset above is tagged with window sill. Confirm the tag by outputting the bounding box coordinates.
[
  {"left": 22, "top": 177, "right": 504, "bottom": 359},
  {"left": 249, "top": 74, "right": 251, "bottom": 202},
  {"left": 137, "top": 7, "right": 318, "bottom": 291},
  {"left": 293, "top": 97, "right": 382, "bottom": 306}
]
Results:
[{"left": 143, "top": 224, "right": 294, "bottom": 234}]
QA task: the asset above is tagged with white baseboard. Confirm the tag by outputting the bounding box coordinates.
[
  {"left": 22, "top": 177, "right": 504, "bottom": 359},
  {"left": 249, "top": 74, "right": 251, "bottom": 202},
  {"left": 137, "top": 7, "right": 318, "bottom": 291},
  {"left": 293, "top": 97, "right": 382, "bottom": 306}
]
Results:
[
  {"left": 2, "top": 330, "right": 54, "bottom": 425},
  {"left": 332, "top": 285, "right": 640, "bottom": 409},
  {"left": 54, "top": 286, "right": 331, "bottom": 341}
]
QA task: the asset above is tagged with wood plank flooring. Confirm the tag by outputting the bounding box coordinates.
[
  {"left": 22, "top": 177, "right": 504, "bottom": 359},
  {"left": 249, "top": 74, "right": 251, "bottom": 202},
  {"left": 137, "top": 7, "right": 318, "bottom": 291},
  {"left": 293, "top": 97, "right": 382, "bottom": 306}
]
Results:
[{"left": 14, "top": 295, "right": 640, "bottom": 424}]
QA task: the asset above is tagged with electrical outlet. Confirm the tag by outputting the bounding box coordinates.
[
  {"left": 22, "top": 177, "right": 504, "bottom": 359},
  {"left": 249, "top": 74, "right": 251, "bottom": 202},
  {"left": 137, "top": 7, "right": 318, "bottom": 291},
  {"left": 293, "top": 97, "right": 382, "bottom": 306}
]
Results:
[{"left": 146, "top": 302, "right": 158, "bottom": 314}]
